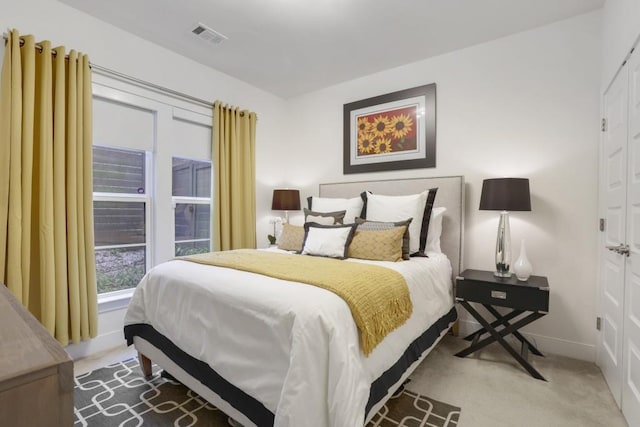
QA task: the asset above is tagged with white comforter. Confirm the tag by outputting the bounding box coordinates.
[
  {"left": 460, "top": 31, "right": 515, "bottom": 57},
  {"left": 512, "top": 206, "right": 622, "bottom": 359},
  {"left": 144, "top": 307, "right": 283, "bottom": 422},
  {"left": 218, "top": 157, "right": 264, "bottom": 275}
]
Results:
[{"left": 124, "top": 249, "right": 453, "bottom": 426}]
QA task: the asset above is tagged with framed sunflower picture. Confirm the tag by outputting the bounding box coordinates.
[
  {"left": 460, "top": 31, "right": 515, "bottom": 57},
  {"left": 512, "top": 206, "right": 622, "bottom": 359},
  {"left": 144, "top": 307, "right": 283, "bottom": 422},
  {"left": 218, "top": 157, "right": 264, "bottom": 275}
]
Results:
[{"left": 343, "top": 83, "right": 436, "bottom": 174}]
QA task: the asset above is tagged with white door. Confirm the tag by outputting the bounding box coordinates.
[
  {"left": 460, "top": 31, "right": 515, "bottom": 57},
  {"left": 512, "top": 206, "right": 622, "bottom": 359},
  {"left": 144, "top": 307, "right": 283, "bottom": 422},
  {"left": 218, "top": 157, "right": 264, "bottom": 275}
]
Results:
[
  {"left": 598, "top": 61, "right": 629, "bottom": 407},
  {"left": 622, "top": 49, "right": 640, "bottom": 424}
]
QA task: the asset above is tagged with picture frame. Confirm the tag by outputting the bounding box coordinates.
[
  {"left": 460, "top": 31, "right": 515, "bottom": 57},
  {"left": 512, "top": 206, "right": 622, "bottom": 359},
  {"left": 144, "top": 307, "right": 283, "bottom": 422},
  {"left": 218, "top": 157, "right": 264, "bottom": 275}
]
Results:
[{"left": 343, "top": 83, "right": 436, "bottom": 174}]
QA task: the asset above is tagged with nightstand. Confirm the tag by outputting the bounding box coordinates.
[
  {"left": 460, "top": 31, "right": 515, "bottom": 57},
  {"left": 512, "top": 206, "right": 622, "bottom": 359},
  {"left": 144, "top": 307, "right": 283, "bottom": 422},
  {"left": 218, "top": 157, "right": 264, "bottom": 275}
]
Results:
[{"left": 455, "top": 269, "right": 549, "bottom": 381}]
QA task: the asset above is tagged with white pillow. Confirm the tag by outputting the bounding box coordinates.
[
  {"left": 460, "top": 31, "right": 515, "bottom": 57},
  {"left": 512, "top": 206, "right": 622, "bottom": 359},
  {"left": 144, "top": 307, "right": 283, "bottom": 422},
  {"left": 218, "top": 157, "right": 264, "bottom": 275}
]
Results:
[
  {"left": 301, "top": 224, "right": 356, "bottom": 259},
  {"left": 365, "top": 191, "right": 427, "bottom": 254},
  {"left": 310, "top": 196, "right": 364, "bottom": 224},
  {"left": 425, "top": 207, "right": 446, "bottom": 253}
]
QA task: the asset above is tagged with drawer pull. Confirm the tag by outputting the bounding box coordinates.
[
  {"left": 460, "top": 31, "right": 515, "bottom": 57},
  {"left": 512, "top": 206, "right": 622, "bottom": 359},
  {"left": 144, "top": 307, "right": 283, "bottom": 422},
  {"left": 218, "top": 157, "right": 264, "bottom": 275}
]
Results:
[{"left": 491, "top": 290, "right": 507, "bottom": 300}]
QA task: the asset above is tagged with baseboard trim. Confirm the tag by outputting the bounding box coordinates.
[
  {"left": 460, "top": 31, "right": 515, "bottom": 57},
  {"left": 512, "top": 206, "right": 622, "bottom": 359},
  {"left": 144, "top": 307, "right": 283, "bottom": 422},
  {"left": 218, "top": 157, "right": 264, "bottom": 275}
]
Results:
[
  {"left": 457, "top": 319, "right": 596, "bottom": 362},
  {"left": 65, "top": 329, "right": 125, "bottom": 361}
]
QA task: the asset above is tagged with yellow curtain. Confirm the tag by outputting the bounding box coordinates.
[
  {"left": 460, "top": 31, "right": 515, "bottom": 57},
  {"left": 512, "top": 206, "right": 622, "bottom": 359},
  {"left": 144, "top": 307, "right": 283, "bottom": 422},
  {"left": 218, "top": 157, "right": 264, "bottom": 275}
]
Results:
[
  {"left": 213, "top": 101, "right": 257, "bottom": 250},
  {"left": 0, "top": 29, "right": 97, "bottom": 345}
]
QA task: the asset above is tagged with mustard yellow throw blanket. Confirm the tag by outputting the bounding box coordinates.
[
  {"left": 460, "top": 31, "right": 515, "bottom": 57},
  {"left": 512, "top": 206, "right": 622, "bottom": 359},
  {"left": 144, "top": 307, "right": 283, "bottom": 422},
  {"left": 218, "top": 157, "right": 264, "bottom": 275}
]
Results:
[{"left": 180, "top": 249, "right": 413, "bottom": 355}]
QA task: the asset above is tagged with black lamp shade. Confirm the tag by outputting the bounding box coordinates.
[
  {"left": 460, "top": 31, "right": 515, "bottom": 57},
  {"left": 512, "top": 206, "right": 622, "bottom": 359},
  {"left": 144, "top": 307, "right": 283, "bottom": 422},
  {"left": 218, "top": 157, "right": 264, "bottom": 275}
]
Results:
[
  {"left": 479, "top": 178, "right": 531, "bottom": 211},
  {"left": 271, "top": 189, "right": 301, "bottom": 211}
]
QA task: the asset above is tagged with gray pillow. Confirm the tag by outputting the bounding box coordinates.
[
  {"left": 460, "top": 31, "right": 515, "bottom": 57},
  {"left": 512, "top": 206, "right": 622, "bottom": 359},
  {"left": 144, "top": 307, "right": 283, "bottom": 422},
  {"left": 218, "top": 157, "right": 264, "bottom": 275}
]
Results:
[
  {"left": 303, "top": 208, "right": 346, "bottom": 225},
  {"left": 355, "top": 217, "right": 413, "bottom": 260}
]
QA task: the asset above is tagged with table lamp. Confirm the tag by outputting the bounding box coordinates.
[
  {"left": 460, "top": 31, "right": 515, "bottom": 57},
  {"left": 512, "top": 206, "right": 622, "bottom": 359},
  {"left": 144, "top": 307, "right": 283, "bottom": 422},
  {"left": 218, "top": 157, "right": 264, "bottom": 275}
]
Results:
[
  {"left": 271, "top": 189, "right": 301, "bottom": 224},
  {"left": 479, "top": 178, "right": 531, "bottom": 277}
]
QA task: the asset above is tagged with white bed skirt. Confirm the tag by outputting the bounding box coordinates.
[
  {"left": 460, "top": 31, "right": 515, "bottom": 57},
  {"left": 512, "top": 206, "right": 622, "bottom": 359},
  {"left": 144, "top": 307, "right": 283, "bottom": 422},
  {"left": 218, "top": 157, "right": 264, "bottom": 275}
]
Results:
[{"left": 127, "top": 306, "right": 457, "bottom": 427}]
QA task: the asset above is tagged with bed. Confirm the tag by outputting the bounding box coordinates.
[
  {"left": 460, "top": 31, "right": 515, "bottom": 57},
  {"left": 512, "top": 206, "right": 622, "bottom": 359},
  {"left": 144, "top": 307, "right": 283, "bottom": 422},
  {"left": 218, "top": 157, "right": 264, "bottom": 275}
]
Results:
[{"left": 124, "top": 176, "right": 464, "bottom": 427}]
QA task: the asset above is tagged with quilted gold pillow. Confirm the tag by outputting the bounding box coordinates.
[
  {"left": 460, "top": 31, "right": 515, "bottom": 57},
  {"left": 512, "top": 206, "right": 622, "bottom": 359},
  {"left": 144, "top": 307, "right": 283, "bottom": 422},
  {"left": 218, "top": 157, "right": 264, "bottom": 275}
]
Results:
[
  {"left": 347, "top": 225, "right": 406, "bottom": 262},
  {"left": 277, "top": 224, "right": 305, "bottom": 251},
  {"left": 355, "top": 217, "right": 412, "bottom": 260}
]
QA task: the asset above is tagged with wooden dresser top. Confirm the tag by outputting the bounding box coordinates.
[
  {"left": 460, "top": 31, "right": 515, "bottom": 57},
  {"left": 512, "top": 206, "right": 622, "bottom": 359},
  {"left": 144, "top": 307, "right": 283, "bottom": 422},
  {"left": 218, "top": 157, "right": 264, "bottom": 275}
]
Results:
[{"left": 0, "top": 284, "right": 72, "bottom": 388}]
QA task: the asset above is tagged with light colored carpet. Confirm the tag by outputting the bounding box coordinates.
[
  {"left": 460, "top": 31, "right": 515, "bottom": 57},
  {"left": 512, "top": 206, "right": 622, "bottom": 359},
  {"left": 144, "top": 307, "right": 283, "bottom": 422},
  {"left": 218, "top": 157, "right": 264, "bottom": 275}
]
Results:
[{"left": 409, "top": 335, "right": 627, "bottom": 427}]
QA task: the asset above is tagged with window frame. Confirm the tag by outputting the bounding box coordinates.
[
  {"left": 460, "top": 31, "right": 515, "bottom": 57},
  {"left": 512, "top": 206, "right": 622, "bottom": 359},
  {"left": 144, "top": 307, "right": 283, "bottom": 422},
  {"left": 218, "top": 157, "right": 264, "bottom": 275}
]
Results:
[
  {"left": 93, "top": 147, "right": 153, "bottom": 298},
  {"left": 91, "top": 78, "right": 213, "bottom": 308},
  {"left": 171, "top": 156, "right": 213, "bottom": 256}
]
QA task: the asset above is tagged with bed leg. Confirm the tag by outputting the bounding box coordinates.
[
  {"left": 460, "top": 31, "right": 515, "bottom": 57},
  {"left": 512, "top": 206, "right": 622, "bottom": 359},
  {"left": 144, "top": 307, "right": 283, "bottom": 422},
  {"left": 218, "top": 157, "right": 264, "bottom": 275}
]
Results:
[
  {"left": 450, "top": 320, "right": 459, "bottom": 337},
  {"left": 139, "top": 352, "right": 152, "bottom": 378}
]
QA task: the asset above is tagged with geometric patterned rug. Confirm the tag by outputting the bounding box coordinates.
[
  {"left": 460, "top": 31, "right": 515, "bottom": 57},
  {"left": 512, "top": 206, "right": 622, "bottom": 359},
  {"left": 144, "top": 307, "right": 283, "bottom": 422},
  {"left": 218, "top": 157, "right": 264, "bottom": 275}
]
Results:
[{"left": 74, "top": 358, "right": 460, "bottom": 427}]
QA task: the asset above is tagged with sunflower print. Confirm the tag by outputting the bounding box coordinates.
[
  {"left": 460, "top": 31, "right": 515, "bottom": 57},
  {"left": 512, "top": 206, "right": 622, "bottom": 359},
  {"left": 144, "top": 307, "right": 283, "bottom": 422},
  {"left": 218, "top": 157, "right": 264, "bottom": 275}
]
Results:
[
  {"left": 373, "top": 137, "right": 393, "bottom": 154},
  {"left": 357, "top": 117, "right": 371, "bottom": 136},
  {"left": 390, "top": 113, "right": 413, "bottom": 139},
  {"left": 358, "top": 133, "right": 376, "bottom": 154},
  {"left": 371, "top": 115, "right": 392, "bottom": 138}
]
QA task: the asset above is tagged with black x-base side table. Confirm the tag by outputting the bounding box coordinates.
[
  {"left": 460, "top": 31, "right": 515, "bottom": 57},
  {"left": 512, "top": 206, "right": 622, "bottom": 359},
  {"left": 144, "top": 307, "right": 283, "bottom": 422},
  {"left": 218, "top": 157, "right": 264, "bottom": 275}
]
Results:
[{"left": 455, "top": 269, "right": 550, "bottom": 381}]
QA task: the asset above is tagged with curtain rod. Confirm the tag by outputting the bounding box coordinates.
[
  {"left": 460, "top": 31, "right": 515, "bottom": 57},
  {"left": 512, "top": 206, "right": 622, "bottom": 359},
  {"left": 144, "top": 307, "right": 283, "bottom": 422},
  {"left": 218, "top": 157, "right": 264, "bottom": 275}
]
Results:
[
  {"left": 3, "top": 33, "right": 65, "bottom": 57},
  {"left": 3, "top": 33, "right": 213, "bottom": 109},
  {"left": 91, "top": 64, "right": 213, "bottom": 108}
]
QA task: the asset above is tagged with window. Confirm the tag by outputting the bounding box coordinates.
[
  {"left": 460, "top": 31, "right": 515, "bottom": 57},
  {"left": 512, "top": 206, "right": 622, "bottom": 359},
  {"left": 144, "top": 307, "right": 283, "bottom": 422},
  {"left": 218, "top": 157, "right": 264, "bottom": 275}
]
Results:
[
  {"left": 93, "top": 146, "right": 151, "bottom": 295},
  {"left": 172, "top": 157, "right": 212, "bottom": 256},
  {"left": 91, "top": 77, "right": 213, "bottom": 300}
]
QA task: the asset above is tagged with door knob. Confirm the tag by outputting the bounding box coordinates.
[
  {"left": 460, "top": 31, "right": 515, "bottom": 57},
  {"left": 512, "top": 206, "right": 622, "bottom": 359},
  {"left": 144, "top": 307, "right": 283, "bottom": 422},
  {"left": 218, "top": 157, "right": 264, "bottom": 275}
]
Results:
[
  {"left": 606, "top": 244, "right": 631, "bottom": 257},
  {"left": 619, "top": 245, "right": 631, "bottom": 256}
]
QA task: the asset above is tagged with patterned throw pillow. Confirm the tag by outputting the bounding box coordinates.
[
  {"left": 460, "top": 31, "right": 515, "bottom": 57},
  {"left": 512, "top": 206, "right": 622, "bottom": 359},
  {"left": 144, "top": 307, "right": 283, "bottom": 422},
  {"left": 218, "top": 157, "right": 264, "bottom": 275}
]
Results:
[
  {"left": 277, "top": 224, "right": 305, "bottom": 251},
  {"left": 347, "top": 226, "right": 407, "bottom": 262},
  {"left": 355, "top": 218, "right": 412, "bottom": 260},
  {"left": 303, "top": 208, "right": 346, "bottom": 225}
]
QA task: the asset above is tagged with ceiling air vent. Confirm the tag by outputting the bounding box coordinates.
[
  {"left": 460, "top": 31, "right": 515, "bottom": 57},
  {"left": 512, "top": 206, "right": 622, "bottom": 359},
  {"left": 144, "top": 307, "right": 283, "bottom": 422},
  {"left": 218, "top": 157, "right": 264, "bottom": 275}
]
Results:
[{"left": 191, "top": 23, "right": 228, "bottom": 45}]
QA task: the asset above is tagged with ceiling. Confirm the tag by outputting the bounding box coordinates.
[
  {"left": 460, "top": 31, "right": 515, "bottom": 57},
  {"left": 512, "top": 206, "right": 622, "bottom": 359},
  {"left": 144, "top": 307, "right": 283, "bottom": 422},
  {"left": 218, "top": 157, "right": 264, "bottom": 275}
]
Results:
[{"left": 58, "top": 0, "right": 604, "bottom": 98}]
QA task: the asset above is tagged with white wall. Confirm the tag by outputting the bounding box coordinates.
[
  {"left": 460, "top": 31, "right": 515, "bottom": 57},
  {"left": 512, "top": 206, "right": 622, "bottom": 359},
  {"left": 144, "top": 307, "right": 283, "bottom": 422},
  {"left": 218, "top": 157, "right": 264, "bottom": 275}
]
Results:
[
  {"left": 601, "top": 0, "right": 640, "bottom": 88},
  {"left": 276, "top": 11, "right": 602, "bottom": 361},
  {"left": 2, "top": 2, "right": 604, "bottom": 362},
  {"left": 0, "top": 0, "right": 286, "bottom": 359}
]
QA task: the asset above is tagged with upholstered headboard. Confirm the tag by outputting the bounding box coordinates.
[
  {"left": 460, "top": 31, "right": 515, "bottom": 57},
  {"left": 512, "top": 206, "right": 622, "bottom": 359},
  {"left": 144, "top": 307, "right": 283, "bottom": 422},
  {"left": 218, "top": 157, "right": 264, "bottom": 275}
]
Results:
[{"left": 319, "top": 176, "right": 465, "bottom": 278}]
